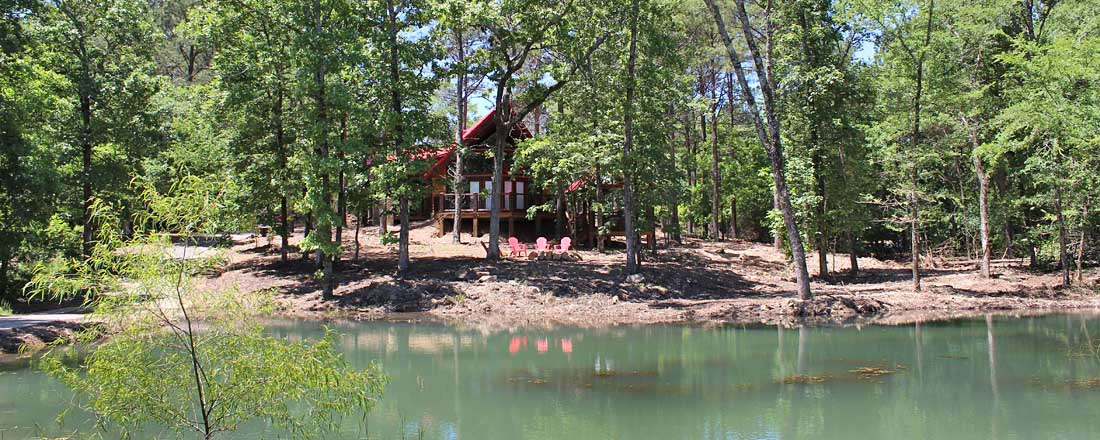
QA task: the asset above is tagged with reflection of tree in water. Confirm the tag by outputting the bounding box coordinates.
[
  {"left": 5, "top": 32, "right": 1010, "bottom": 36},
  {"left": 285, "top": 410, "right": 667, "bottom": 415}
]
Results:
[
  {"left": 780, "top": 326, "right": 809, "bottom": 439},
  {"left": 250, "top": 316, "right": 1100, "bottom": 439},
  {"left": 987, "top": 314, "right": 999, "bottom": 440}
]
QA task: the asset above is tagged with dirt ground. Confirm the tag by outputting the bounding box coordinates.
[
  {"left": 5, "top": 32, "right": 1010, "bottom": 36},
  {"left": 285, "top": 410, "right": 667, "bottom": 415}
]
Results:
[
  {"left": 195, "top": 221, "right": 1100, "bottom": 329},
  {"left": 0, "top": 322, "right": 89, "bottom": 355}
]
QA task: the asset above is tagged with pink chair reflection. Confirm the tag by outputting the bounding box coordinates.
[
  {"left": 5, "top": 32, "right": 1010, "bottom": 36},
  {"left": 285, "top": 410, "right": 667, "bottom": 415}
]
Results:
[{"left": 509, "top": 336, "right": 527, "bottom": 354}]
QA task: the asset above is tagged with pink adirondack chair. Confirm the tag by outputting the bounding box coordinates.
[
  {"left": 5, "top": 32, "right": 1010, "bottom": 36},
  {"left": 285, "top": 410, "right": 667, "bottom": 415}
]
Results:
[
  {"left": 534, "top": 237, "right": 550, "bottom": 257},
  {"left": 507, "top": 237, "right": 527, "bottom": 258},
  {"left": 553, "top": 237, "right": 572, "bottom": 258}
]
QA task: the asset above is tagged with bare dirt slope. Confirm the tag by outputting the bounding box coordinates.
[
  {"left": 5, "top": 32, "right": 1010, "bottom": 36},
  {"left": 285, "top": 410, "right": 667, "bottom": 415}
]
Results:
[{"left": 201, "top": 223, "right": 1100, "bottom": 329}]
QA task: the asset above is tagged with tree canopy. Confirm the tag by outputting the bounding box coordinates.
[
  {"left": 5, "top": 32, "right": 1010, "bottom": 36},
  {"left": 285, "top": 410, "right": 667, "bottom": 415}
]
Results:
[{"left": 3, "top": 0, "right": 1100, "bottom": 304}]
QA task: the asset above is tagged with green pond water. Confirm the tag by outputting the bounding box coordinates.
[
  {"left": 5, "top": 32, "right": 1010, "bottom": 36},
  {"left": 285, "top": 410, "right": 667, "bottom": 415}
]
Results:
[{"left": 4, "top": 314, "right": 1100, "bottom": 439}]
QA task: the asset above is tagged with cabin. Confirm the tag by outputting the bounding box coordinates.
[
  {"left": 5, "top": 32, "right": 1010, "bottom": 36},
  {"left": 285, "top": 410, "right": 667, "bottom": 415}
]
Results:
[
  {"left": 408, "top": 105, "right": 655, "bottom": 247},
  {"left": 416, "top": 107, "right": 555, "bottom": 238}
]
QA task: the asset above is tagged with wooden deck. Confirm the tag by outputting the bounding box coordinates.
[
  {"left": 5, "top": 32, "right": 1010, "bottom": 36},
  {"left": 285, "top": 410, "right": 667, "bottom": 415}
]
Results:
[{"left": 434, "top": 209, "right": 556, "bottom": 238}]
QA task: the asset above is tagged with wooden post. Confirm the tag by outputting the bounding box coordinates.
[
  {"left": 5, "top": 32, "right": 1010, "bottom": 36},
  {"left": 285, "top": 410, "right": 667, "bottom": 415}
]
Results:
[{"left": 470, "top": 194, "right": 479, "bottom": 238}]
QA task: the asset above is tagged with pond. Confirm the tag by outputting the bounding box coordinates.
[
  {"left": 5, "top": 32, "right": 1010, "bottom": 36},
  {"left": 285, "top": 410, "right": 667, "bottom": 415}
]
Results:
[{"left": 3, "top": 314, "right": 1100, "bottom": 439}]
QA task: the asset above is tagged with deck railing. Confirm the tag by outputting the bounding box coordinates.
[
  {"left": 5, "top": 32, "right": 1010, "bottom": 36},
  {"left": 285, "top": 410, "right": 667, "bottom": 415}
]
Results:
[{"left": 437, "top": 192, "right": 550, "bottom": 214}]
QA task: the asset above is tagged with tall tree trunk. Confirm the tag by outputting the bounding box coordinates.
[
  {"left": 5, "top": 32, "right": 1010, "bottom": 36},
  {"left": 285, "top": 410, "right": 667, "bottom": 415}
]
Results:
[
  {"left": 622, "top": 0, "right": 641, "bottom": 275},
  {"left": 596, "top": 169, "right": 606, "bottom": 252},
  {"left": 730, "top": 196, "right": 738, "bottom": 240},
  {"left": 379, "top": 200, "right": 388, "bottom": 233},
  {"left": 314, "top": 1, "right": 335, "bottom": 299},
  {"left": 962, "top": 115, "right": 991, "bottom": 278},
  {"left": 452, "top": 29, "right": 467, "bottom": 244},
  {"left": 975, "top": 158, "right": 991, "bottom": 278},
  {"left": 303, "top": 212, "right": 313, "bottom": 260},
  {"left": 910, "top": 178, "right": 921, "bottom": 291},
  {"left": 387, "top": 0, "right": 409, "bottom": 276},
  {"left": 276, "top": 88, "right": 289, "bottom": 265},
  {"left": 1055, "top": 187, "right": 1070, "bottom": 287},
  {"left": 686, "top": 113, "right": 696, "bottom": 237},
  {"left": 773, "top": 192, "right": 782, "bottom": 248},
  {"left": 555, "top": 185, "right": 566, "bottom": 240},
  {"left": 726, "top": 72, "right": 738, "bottom": 240},
  {"left": 814, "top": 152, "right": 828, "bottom": 278},
  {"left": 646, "top": 205, "right": 657, "bottom": 251},
  {"left": 995, "top": 169, "right": 1014, "bottom": 257},
  {"left": 799, "top": 8, "right": 828, "bottom": 278},
  {"left": 1077, "top": 200, "right": 1089, "bottom": 283},
  {"left": 1021, "top": 0, "right": 1036, "bottom": 41},
  {"left": 80, "top": 94, "right": 93, "bottom": 259},
  {"left": 335, "top": 116, "right": 348, "bottom": 270},
  {"left": 354, "top": 208, "right": 362, "bottom": 262},
  {"left": 710, "top": 97, "right": 721, "bottom": 240},
  {"left": 398, "top": 196, "right": 410, "bottom": 276},
  {"left": 0, "top": 257, "right": 9, "bottom": 295},
  {"left": 280, "top": 197, "right": 289, "bottom": 262},
  {"left": 669, "top": 125, "right": 683, "bottom": 244},
  {"left": 847, "top": 230, "right": 860, "bottom": 275},
  {"left": 908, "top": 0, "right": 935, "bottom": 292},
  {"left": 706, "top": 0, "right": 812, "bottom": 299},
  {"left": 487, "top": 86, "right": 509, "bottom": 261}
]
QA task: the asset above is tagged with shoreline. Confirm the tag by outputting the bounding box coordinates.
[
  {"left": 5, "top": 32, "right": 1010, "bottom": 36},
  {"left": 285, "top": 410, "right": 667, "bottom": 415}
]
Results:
[
  {"left": 234, "top": 226, "right": 1100, "bottom": 331},
  {"left": 4, "top": 302, "right": 1099, "bottom": 359},
  {"left": 6, "top": 226, "right": 1099, "bottom": 356}
]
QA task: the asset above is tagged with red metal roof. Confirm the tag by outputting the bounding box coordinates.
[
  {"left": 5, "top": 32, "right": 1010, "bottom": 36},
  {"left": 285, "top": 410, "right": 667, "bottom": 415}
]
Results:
[
  {"left": 566, "top": 175, "right": 623, "bottom": 194},
  {"left": 566, "top": 175, "right": 591, "bottom": 193},
  {"left": 420, "top": 106, "right": 533, "bottom": 179},
  {"left": 460, "top": 106, "right": 533, "bottom": 146}
]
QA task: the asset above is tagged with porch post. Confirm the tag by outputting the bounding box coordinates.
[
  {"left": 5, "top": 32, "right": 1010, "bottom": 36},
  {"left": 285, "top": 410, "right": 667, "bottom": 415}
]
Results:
[{"left": 473, "top": 193, "right": 479, "bottom": 238}]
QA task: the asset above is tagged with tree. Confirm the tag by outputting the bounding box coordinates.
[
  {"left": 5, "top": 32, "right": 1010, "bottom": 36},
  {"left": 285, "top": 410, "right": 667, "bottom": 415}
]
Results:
[
  {"left": 856, "top": 0, "right": 940, "bottom": 291},
  {"left": 196, "top": 0, "right": 301, "bottom": 265},
  {"left": 622, "top": 0, "right": 642, "bottom": 274},
  {"left": 435, "top": 0, "right": 487, "bottom": 244},
  {"left": 150, "top": 0, "right": 211, "bottom": 83},
  {"left": 996, "top": 14, "right": 1100, "bottom": 287},
  {"left": 704, "top": 0, "right": 813, "bottom": 299},
  {"left": 0, "top": 0, "right": 68, "bottom": 296},
  {"left": 32, "top": 0, "right": 159, "bottom": 259},
  {"left": 462, "top": 0, "right": 607, "bottom": 260},
  {"left": 369, "top": 0, "right": 444, "bottom": 277},
  {"left": 775, "top": 0, "right": 870, "bottom": 278},
  {"left": 934, "top": 0, "right": 1019, "bottom": 279},
  {"left": 29, "top": 177, "right": 385, "bottom": 440},
  {"left": 516, "top": 0, "right": 685, "bottom": 271}
]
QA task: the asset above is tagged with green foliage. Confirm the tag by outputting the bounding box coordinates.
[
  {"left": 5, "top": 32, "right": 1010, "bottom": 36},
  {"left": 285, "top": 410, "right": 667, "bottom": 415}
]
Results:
[
  {"left": 41, "top": 327, "right": 383, "bottom": 439},
  {"left": 380, "top": 231, "right": 399, "bottom": 246},
  {"left": 4, "top": 0, "right": 1100, "bottom": 299},
  {"left": 27, "top": 176, "right": 385, "bottom": 439}
]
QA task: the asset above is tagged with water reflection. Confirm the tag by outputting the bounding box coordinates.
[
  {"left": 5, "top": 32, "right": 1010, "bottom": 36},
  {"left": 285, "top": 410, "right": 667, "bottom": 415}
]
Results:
[{"left": 4, "top": 315, "right": 1100, "bottom": 439}]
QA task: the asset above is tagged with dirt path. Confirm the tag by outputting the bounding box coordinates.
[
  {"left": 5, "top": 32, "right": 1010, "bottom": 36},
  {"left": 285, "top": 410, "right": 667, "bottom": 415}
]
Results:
[
  {"left": 0, "top": 311, "right": 85, "bottom": 330},
  {"left": 195, "top": 223, "right": 1100, "bottom": 329}
]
